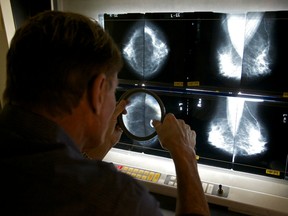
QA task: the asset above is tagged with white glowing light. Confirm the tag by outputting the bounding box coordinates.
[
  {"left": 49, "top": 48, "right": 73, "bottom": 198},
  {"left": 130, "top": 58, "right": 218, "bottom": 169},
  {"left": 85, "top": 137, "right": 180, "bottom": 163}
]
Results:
[
  {"left": 179, "top": 102, "right": 183, "bottom": 111},
  {"left": 150, "top": 119, "right": 154, "bottom": 128},
  {"left": 226, "top": 97, "right": 244, "bottom": 136},
  {"left": 283, "top": 114, "right": 287, "bottom": 124},
  {"left": 227, "top": 14, "right": 246, "bottom": 57},
  {"left": 218, "top": 49, "right": 242, "bottom": 79},
  {"left": 197, "top": 98, "right": 202, "bottom": 108}
]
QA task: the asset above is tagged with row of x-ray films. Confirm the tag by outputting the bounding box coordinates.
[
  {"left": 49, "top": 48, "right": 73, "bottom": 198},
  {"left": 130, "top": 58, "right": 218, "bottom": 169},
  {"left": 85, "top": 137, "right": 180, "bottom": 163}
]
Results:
[
  {"left": 104, "top": 11, "right": 288, "bottom": 180},
  {"left": 116, "top": 90, "right": 288, "bottom": 179},
  {"left": 105, "top": 11, "right": 288, "bottom": 97}
]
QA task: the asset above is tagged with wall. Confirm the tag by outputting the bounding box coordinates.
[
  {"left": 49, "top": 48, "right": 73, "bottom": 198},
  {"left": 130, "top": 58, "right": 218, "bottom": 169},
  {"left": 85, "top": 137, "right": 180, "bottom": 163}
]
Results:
[
  {"left": 58, "top": 0, "right": 288, "bottom": 20},
  {"left": 0, "top": 0, "right": 51, "bottom": 104},
  {"left": 0, "top": 0, "right": 15, "bottom": 104},
  {"left": 0, "top": 3, "right": 9, "bottom": 105}
]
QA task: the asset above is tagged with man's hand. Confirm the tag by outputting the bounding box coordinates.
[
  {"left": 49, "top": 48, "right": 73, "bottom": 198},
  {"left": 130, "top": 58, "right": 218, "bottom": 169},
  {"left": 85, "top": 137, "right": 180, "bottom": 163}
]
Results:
[
  {"left": 83, "top": 100, "right": 127, "bottom": 160},
  {"left": 152, "top": 113, "right": 196, "bottom": 158},
  {"left": 104, "top": 100, "right": 128, "bottom": 150}
]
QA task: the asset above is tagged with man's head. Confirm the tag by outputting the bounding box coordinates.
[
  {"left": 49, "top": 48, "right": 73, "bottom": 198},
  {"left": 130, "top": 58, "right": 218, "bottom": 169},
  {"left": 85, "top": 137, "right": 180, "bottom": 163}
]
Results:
[
  {"left": 4, "top": 11, "right": 122, "bottom": 116},
  {"left": 4, "top": 11, "right": 123, "bottom": 149}
]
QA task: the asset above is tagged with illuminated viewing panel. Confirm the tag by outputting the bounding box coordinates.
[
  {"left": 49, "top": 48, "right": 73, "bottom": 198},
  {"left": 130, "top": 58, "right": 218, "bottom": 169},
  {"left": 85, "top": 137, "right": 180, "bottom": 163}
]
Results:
[
  {"left": 106, "top": 10, "right": 288, "bottom": 181},
  {"left": 105, "top": 11, "right": 288, "bottom": 95},
  {"left": 116, "top": 89, "right": 288, "bottom": 179}
]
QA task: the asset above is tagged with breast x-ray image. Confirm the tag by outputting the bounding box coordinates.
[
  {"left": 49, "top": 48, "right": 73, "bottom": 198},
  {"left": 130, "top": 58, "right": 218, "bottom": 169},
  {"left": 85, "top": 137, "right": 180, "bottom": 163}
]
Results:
[
  {"left": 116, "top": 89, "right": 288, "bottom": 179},
  {"left": 105, "top": 12, "right": 288, "bottom": 94}
]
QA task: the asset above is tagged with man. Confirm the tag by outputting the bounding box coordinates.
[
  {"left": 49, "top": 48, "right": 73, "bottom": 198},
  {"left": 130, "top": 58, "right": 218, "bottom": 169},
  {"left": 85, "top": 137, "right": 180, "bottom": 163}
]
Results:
[{"left": 0, "top": 11, "right": 210, "bottom": 215}]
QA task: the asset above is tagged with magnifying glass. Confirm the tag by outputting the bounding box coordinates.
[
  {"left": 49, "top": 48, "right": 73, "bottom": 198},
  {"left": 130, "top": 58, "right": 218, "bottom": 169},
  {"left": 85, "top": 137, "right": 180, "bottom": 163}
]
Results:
[{"left": 118, "top": 88, "right": 166, "bottom": 141}]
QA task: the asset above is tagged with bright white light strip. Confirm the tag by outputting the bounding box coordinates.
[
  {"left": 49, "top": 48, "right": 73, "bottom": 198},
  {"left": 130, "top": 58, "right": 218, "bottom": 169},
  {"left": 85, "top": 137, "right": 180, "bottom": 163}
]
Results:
[
  {"left": 238, "top": 92, "right": 264, "bottom": 102},
  {"left": 227, "top": 14, "right": 246, "bottom": 58}
]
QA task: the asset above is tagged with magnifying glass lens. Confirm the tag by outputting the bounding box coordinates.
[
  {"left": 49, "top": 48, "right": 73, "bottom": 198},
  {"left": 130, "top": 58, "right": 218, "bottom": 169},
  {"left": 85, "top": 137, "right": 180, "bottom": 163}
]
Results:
[
  {"left": 123, "top": 92, "right": 161, "bottom": 137},
  {"left": 118, "top": 89, "right": 165, "bottom": 141}
]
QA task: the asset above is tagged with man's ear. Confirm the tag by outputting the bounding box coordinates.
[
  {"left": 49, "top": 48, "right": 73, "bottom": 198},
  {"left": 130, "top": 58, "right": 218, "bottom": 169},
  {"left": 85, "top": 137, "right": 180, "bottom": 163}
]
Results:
[{"left": 89, "top": 73, "right": 107, "bottom": 115}]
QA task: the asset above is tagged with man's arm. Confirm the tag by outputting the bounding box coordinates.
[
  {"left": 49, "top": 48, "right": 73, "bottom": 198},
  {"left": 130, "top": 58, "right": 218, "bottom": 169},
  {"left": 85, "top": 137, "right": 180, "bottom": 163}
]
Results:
[{"left": 153, "top": 113, "right": 210, "bottom": 216}]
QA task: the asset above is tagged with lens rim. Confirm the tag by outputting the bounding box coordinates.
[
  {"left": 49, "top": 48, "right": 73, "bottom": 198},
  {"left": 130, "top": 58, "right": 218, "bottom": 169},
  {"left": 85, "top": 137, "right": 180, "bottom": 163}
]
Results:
[{"left": 118, "top": 88, "right": 166, "bottom": 141}]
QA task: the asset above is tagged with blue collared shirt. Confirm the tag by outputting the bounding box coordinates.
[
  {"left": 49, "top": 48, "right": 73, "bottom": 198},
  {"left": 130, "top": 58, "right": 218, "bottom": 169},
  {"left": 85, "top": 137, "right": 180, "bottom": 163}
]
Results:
[{"left": 0, "top": 104, "right": 162, "bottom": 216}]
